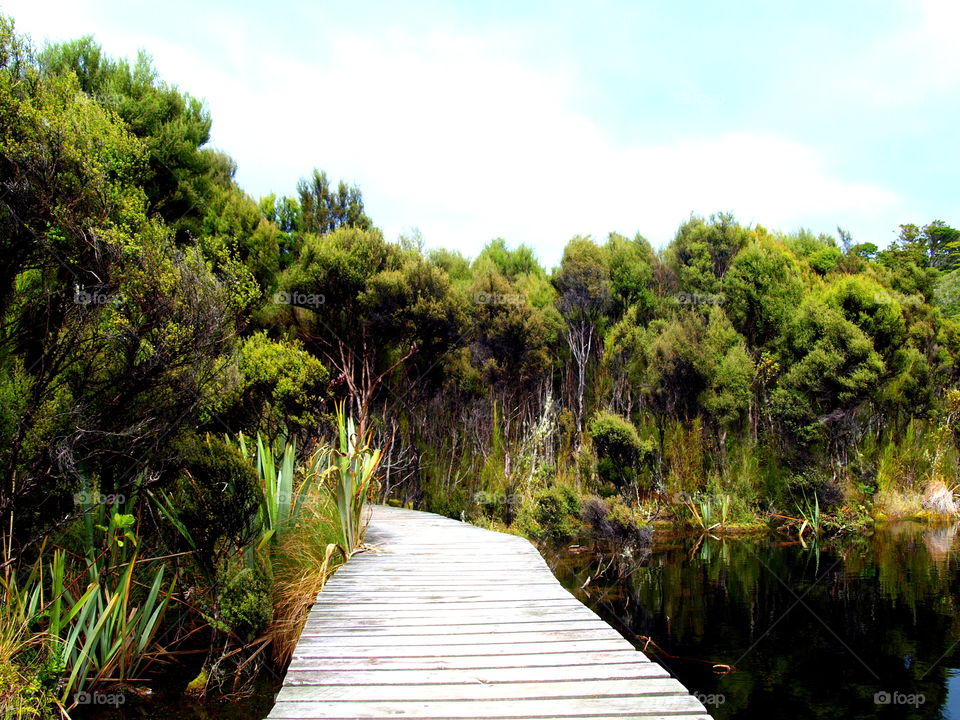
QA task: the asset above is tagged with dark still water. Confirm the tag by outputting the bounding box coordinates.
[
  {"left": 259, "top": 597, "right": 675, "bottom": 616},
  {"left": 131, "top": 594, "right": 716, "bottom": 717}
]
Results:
[{"left": 545, "top": 522, "right": 960, "bottom": 720}]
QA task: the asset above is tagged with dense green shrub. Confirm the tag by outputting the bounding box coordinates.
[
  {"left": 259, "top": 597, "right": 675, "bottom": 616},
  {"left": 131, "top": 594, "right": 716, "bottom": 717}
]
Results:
[
  {"left": 514, "top": 485, "right": 581, "bottom": 540},
  {"left": 168, "top": 433, "right": 261, "bottom": 575},
  {"left": 588, "top": 411, "right": 646, "bottom": 487},
  {"left": 215, "top": 563, "right": 274, "bottom": 642},
  {"left": 220, "top": 332, "right": 329, "bottom": 435}
]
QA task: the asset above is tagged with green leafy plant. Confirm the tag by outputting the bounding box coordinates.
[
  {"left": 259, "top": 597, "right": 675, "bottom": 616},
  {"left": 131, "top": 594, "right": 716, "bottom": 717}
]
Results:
[
  {"left": 323, "top": 404, "right": 383, "bottom": 557},
  {"left": 54, "top": 498, "right": 175, "bottom": 704},
  {"left": 234, "top": 433, "right": 322, "bottom": 543},
  {"left": 797, "top": 493, "right": 822, "bottom": 538}
]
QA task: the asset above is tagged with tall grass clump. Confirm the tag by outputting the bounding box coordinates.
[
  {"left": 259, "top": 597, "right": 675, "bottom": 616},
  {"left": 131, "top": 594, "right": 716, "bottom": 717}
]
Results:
[
  {"left": 264, "top": 405, "right": 385, "bottom": 664},
  {"left": 0, "top": 491, "right": 175, "bottom": 717},
  {"left": 872, "top": 420, "right": 958, "bottom": 518},
  {"left": 0, "top": 552, "right": 60, "bottom": 719},
  {"left": 56, "top": 496, "right": 175, "bottom": 705}
]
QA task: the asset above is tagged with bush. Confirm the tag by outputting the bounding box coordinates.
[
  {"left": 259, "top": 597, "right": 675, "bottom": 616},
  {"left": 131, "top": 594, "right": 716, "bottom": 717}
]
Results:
[
  {"left": 514, "top": 485, "right": 581, "bottom": 540},
  {"left": 168, "top": 432, "right": 262, "bottom": 575},
  {"left": 582, "top": 496, "right": 652, "bottom": 547},
  {"left": 209, "top": 332, "right": 329, "bottom": 436},
  {"left": 216, "top": 562, "right": 274, "bottom": 642},
  {"left": 426, "top": 485, "right": 469, "bottom": 521},
  {"left": 588, "top": 411, "right": 645, "bottom": 487}
]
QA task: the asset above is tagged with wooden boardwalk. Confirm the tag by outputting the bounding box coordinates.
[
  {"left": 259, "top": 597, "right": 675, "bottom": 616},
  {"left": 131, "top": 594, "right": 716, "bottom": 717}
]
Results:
[{"left": 268, "top": 505, "right": 711, "bottom": 720}]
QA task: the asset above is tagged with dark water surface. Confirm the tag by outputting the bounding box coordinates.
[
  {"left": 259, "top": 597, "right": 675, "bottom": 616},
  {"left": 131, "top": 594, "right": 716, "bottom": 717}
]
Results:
[{"left": 544, "top": 522, "right": 960, "bottom": 719}]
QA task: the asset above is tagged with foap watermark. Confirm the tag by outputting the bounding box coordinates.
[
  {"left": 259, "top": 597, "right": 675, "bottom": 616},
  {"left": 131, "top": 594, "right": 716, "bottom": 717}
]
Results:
[
  {"left": 668, "top": 491, "right": 732, "bottom": 505},
  {"left": 874, "top": 690, "right": 925, "bottom": 707},
  {"left": 73, "top": 691, "right": 126, "bottom": 707},
  {"left": 473, "top": 491, "right": 523, "bottom": 507},
  {"left": 74, "top": 491, "right": 126, "bottom": 505},
  {"left": 273, "top": 290, "right": 325, "bottom": 308},
  {"left": 74, "top": 288, "right": 123, "bottom": 306},
  {"left": 694, "top": 692, "right": 726, "bottom": 708},
  {"left": 674, "top": 292, "right": 725, "bottom": 306},
  {"left": 473, "top": 291, "right": 523, "bottom": 306}
]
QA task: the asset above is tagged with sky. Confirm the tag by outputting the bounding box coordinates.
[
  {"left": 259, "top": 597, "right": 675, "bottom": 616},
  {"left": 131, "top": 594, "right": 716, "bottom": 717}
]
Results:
[{"left": 3, "top": 0, "right": 958, "bottom": 267}]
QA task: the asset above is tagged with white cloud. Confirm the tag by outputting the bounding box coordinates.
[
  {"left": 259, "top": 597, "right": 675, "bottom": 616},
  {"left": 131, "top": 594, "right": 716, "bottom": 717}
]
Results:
[
  {"left": 3, "top": 2, "right": 900, "bottom": 265},
  {"left": 837, "top": 0, "right": 960, "bottom": 106},
  {"left": 216, "top": 29, "right": 894, "bottom": 264}
]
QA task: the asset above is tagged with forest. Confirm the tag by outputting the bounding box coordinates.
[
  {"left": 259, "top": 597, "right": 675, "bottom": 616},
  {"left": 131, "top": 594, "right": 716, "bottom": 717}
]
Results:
[{"left": 3, "top": 13, "right": 960, "bottom": 716}]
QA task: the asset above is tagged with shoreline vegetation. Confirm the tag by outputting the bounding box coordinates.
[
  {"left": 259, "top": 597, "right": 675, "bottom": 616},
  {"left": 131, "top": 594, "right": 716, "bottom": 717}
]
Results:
[{"left": 2, "top": 14, "right": 960, "bottom": 719}]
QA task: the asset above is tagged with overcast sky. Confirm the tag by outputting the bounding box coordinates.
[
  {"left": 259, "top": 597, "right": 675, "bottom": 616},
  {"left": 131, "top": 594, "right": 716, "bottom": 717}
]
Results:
[{"left": 4, "top": 0, "right": 958, "bottom": 267}]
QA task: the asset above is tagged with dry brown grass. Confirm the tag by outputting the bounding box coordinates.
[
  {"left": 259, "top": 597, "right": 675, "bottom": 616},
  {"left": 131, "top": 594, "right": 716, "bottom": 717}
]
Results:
[
  {"left": 265, "top": 490, "right": 344, "bottom": 667},
  {"left": 922, "top": 479, "right": 958, "bottom": 516}
]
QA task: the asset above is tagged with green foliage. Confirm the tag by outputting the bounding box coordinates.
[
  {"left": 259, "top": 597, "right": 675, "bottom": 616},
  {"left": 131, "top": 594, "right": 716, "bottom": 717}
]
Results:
[
  {"left": 474, "top": 238, "right": 544, "bottom": 280},
  {"left": 700, "top": 307, "right": 754, "bottom": 428},
  {"left": 469, "top": 269, "right": 555, "bottom": 388},
  {"left": 604, "top": 232, "right": 657, "bottom": 319},
  {"left": 934, "top": 270, "right": 960, "bottom": 318},
  {"left": 297, "top": 168, "right": 371, "bottom": 235},
  {"left": 723, "top": 239, "right": 804, "bottom": 347},
  {"left": 232, "top": 433, "right": 316, "bottom": 542},
  {"left": 667, "top": 213, "right": 751, "bottom": 294},
  {"left": 39, "top": 36, "right": 221, "bottom": 238},
  {"left": 894, "top": 220, "right": 960, "bottom": 271},
  {"left": 554, "top": 237, "right": 611, "bottom": 321},
  {"left": 165, "top": 433, "right": 261, "bottom": 576},
  {"left": 515, "top": 485, "right": 581, "bottom": 540},
  {"left": 214, "top": 562, "right": 273, "bottom": 641},
  {"left": 772, "top": 296, "right": 885, "bottom": 450},
  {"left": 582, "top": 496, "right": 652, "bottom": 546},
  {"left": 323, "top": 405, "right": 382, "bottom": 557},
  {"left": 214, "top": 333, "right": 329, "bottom": 435},
  {"left": 588, "top": 411, "right": 647, "bottom": 487}
]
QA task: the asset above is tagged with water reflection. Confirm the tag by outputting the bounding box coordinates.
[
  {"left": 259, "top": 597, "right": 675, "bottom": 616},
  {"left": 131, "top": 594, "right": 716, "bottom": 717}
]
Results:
[{"left": 546, "top": 522, "right": 960, "bottom": 719}]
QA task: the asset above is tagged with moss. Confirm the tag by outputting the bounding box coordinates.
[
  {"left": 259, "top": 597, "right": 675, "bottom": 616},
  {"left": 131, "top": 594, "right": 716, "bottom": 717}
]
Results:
[
  {"left": 184, "top": 667, "right": 209, "bottom": 696},
  {"left": 0, "top": 660, "right": 59, "bottom": 719}
]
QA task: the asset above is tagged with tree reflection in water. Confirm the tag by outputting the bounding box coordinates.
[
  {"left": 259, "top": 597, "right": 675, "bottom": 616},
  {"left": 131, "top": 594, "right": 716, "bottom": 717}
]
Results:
[{"left": 545, "top": 522, "right": 960, "bottom": 719}]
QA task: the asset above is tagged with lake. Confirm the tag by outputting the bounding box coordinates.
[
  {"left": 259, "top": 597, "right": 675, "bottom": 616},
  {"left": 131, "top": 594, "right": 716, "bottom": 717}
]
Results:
[{"left": 545, "top": 521, "right": 960, "bottom": 719}]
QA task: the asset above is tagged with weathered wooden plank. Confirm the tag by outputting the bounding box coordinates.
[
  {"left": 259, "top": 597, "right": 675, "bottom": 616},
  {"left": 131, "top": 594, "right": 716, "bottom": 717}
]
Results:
[
  {"left": 276, "top": 677, "right": 691, "bottom": 702},
  {"left": 296, "top": 629, "right": 624, "bottom": 645},
  {"left": 308, "top": 600, "right": 584, "bottom": 611},
  {"left": 282, "top": 663, "right": 668, "bottom": 685},
  {"left": 303, "top": 608, "right": 601, "bottom": 622},
  {"left": 329, "top": 576, "right": 559, "bottom": 584},
  {"left": 285, "top": 650, "right": 647, "bottom": 671},
  {"left": 268, "top": 695, "right": 708, "bottom": 719},
  {"left": 302, "top": 610, "right": 603, "bottom": 625},
  {"left": 292, "top": 639, "right": 630, "bottom": 657},
  {"left": 300, "top": 620, "right": 609, "bottom": 635},
  {"left": 313, "top": 590, "right": 577, "bottom": 599}
]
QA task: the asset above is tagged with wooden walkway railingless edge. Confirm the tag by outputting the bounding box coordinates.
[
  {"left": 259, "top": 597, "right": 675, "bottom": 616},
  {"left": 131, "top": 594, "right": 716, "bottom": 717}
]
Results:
[{"left": 267, "top": 505, "right": 712, "bottom": 720}]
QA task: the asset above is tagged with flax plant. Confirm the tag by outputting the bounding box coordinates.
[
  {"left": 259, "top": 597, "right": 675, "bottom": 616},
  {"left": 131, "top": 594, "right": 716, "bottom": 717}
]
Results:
[{"left": 323, "top": 404, "right": 382, "bottom": 558}]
